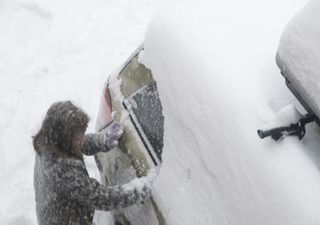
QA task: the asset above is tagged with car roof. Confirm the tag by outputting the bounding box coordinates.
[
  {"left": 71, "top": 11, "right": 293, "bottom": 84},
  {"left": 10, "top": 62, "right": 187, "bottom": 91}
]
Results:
[{"left": 276, "top": 0, "right": 320, "bottom": 118}]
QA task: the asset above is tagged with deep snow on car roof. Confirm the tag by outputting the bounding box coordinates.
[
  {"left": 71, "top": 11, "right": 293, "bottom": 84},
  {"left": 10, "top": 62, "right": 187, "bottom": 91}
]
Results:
[{"left": 277, "top": 0, "right": 320, "bottom": 119}]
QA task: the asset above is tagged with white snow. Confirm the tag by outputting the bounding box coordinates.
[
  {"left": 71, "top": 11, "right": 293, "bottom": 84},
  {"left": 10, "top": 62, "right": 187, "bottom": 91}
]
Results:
[
  {"left": 277, "top": 0, "right": 320, "bottom": 120},
  {"left": 1, "top": 0, "right": 320, "bottom": 224},
  {"left": 259, "top": 104, "right": 303, "bottom": 130},
  {"left": 140, "top": 0, "right": 320, "bottom": 224},
  {"left": 123, "top": 166, "right": 160, "bottom": 193}
]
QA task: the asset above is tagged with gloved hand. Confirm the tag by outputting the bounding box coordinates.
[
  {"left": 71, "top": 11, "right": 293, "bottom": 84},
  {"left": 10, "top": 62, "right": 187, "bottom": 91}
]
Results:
[
  {"left": 105, "top": 122, "right": 123, "bottom": 149},
  {"left": 122, "top": 166, "right": 161, "bottom": 204},
  {"left": 136, "top": 166, "right": 161, "bottom": 202}
]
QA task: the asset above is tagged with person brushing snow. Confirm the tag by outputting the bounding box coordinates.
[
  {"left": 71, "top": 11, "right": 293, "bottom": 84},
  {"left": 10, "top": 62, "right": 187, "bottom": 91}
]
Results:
[{"left": 33, "top": 101, "right": 157, "bottom": 225}]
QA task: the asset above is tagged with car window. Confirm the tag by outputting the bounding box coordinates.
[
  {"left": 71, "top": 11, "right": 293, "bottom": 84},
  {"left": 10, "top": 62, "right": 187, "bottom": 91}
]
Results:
[
  {"left": 119, "top": 56, "right": 154, "bottom": 98},
  {"left": 127, "top": 82, "right": 164, "bottom": 161}
]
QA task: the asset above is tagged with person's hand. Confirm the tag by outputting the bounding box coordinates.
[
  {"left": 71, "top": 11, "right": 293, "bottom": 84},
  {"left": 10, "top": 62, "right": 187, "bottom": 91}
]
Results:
[
  {"left": 137, "top": 166, "right": 161, "bottom": 202},
  {"left": 138, "top": 181, "right": 152, "bottom": 202},
  {"left": 105, "top": 122, "right": 123, "bottom": 149},
  {"left": 123, "top": 166, "right": 161, "bottom": 204}
]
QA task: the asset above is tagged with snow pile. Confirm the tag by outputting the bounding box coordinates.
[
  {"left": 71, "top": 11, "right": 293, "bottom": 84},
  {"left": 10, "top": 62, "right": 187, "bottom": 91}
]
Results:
[{"left": 140, "top": 0, "right": 320, "bottom": 224}]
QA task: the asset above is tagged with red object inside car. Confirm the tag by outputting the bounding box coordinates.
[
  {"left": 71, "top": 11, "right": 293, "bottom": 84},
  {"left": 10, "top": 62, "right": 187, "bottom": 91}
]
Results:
[{"left": 96, "top": 85, "right": 113, "bottom": 130}]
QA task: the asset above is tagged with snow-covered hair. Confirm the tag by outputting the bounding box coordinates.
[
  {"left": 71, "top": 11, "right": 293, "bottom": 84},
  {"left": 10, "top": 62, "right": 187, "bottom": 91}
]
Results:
[{"left": 33, "top": 101, "right": 89, "bottom": 157}]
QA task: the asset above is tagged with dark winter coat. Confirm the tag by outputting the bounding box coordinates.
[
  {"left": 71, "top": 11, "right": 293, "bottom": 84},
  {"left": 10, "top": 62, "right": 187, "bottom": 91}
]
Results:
[{"left": 33, "top": 101, "right": 151, "bottom": 225}]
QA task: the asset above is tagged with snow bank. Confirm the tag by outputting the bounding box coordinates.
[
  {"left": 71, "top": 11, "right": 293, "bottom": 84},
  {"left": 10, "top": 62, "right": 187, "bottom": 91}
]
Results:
[{"left": 140, "top": 0, "right": 320, "bottom": 224}]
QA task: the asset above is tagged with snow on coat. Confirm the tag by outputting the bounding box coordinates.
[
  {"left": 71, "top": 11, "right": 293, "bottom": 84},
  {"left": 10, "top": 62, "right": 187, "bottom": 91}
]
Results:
[{"left": 33, "top": 101, "right": 152, "bottom": 225}]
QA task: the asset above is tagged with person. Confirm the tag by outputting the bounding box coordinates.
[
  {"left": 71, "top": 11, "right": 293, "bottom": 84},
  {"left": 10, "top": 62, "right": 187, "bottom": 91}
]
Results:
[{"left": 33, "top": 101, "right": 157, "bottom": 225}]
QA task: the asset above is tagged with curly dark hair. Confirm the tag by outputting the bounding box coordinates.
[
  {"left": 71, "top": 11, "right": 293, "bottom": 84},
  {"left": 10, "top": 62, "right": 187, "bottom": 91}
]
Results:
[{"left": 33, "top": 101, "right": 89, "bottom": 157}]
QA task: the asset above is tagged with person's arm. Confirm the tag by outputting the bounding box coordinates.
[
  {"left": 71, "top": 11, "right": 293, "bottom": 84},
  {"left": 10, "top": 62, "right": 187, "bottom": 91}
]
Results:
[
  {"left": 82, "top": 133, "right": 109, "bottom": 155},
  {"left": 82, "top": 123, "right": 123, "bottom": 155},
  {"left": 61, "top": 166, "right": 154, "bottom": 210}
]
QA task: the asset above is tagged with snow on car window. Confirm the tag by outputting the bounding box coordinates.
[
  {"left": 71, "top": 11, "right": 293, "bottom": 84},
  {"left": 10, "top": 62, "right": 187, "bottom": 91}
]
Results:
[{"left": 128, "top": 82, "right": 164, "bottom": 161}]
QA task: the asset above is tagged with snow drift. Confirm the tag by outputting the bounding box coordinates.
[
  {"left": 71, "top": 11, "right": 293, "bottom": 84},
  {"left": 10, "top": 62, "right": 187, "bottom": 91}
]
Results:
[{"left": 139, "top": 0, "right": 320, "bottom": 224}]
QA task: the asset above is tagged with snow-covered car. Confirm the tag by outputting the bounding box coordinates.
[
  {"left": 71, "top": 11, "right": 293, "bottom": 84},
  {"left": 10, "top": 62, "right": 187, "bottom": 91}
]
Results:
[
  {"left": 94, "top": 44, "right": 165, "bottom": 225},
  {"left": 94, "top": 1, "right": 320, "bottom": 225},
  {"left": 257, "top": 0, "right": 320, "bottom": 141},
  {"left": 275, "top": 0, "right": 320, "bottom": 130},
  {"left": 276, "top": 1, "right": 320, "bottom": 122}
]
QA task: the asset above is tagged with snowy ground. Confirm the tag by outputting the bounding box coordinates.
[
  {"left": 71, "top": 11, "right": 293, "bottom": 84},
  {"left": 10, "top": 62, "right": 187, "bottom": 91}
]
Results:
[{"left": 1, "top": 0, "right": 319, "bottom": 224}]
